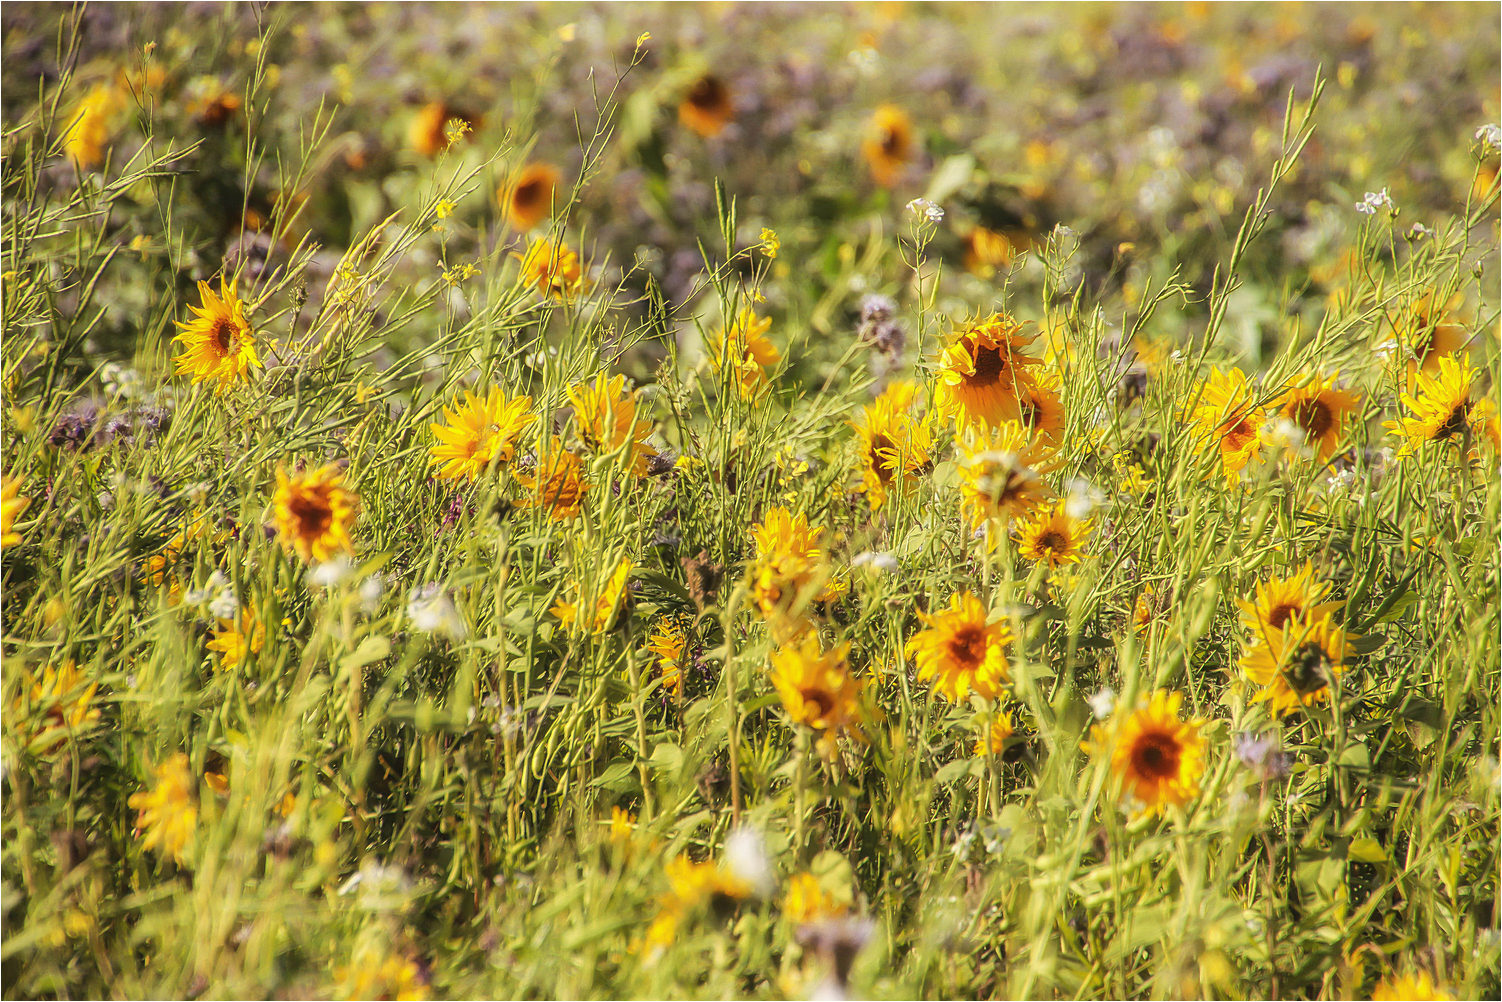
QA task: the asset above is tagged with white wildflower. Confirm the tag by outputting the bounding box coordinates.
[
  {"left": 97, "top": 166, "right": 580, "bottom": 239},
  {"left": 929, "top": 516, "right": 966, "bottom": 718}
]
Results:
[{"left": 1088, "top": 687, "right": 1117, "bottom": 720}]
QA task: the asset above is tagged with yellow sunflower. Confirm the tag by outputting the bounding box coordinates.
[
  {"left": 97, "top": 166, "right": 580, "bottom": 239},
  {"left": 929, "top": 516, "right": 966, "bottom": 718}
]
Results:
[
  {"left": 1237, "top": 562, "right": 1341, "bottom": 647},
  {"left": 1274, "top": 371, "right": 1359, "bottom": 460},
  {"left": 173, "top": 278, "right": 259, "bottom": 393},
  {"left": 782, "top": 872, "right": 847, "bottom": 924},
  {"left": 1013, "top": 500, "right": 1092, "bottom": 568},
  {"left": 1082, "top": 689, "right": 1207, "bottom": 816},
  {"left": 499, "top": 162, "right": 563, "bottom": 232},
  {"left": 1372, "top": 969, "right": 1454, "bottom": 1001},
  {"left": 749, "top": 508, "right": 844, "bottom": 634},
  {"left": 1013, "top": 368, "right": 1067, "bottom": 446},
  {"left": 2, "top": 474, "right": 32, "bottom": 549},
  {"left": 963, "top": 226, "right": 1019, "bottom": 276},
  {"left": 905, "top": 591, "right": 1013, "bottom": 702},
  {"left": 1390, "top": 289, "right": 1468, "bottom": 376},
  {"left": 336, "top": 946, "right": 430, "bottom": 1002},
  {"left": 934, "top": 311, "right": 1042, "bottom": 430},
  {"left": 567, "top": 373, "right": 656, "bottom": 476},
  {"left": 428, "top": 387, "right": 538, "bottom": 482},
  {"left": 1240, "top": 613, "right": 1354, "bottom": 716},
  {"left": 1187, "top": 366, "right": 1265, "bottom": 483},
  {"left": 768, "top": 636, "right": 863, "bottom": 741},
  {"left": 552, "top": 558, "right": 633, "bottom": 635},
  {"left": 9, "top": 659, "right": 101, "bottom": 755},
  {"left": 1384, "top": 353, "right": 1487, "bottom": 457},
  {"left": 679, "top": 74, "right": 734, "bottom": 138},
  {"left": 409, "top": 100, "right": 479, "bottom": 156},
  {"left": 957, "top": 421, "right": 1057, "bottom": 527},
  {"left": 128, "top": 753, "right": 198, "bottom": 864},
  {"left": 63, "top": 83, "right": 123, "bottom": 170},
  {"left": 709, "top": 307, "right": 781, "bottom": 396},
  {"left": 515, "top": 237, "right": 584, "bottom": 301},
  {"left": 861, "top": 104, "right": 914, "bottom": 188},
  {"left": 644, "top": 617, "right": 688, "bottom": 702},
  {"left": 972, "top": 709, "right": 1016, "bottom": 757},
  {"left": 518, "top": 439, "right": 588, "bottom": 519},
  {"left": 851, "top": 380, "right": 933, "bottom": 510},
  {"left": 207, "top": 608, "right": 265, "bottom": 670},
  {"left": 272, "top": 464, "right": 359, "bottom": 563}
]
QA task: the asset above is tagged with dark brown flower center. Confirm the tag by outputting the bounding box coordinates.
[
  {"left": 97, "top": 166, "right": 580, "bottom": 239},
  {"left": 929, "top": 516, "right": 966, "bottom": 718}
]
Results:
[
  {"left": 880, "top": 125, "right": 904, "bottom": 157},
  {"left": 1266, "top": 602, "right": 1300, "bottom": 631},
  {"left": 1291, "top": 398, "right": 1334, "bottom": 440},
  {"left": 1131, "top": 732, "right": 1181, "bottom": 781},
  {"left": 946, "top": 626, "right": 987, "bottom": 669},
  {"left": 212, "top": 318, "right": 237, "bottom": 355},
  {"left": 514, "top": 177, "right": 546, "bottom": 210},
  {"left": 1283, "top": 642, "right": 1330, "bottom": 695},
  {"left": 1037, "top": 530, "right": 1068, "bottom": 553},
  {"left": 1435, "top": 402, "right": 1471, "bottom": 440},
  {"left": 688, "top": 76, "right": 727, "bottom": 112},
  {"left": 289, "top": 490, "right": 332, "bottom": 538},
  {"left": 968, "top": 344, "right": 1008, "bottom": 388},
  {"left": 869, "top": 434, "right": 898, "bottom": 483},
  {"left": 1223, "top": 416, "right": 1257, "bottom": 451},
  {"left": 801, "top": 688, "right": 835, "bottom": 721}
]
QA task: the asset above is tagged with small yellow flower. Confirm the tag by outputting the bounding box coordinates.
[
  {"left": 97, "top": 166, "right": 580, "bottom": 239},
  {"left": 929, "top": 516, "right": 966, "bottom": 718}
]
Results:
[
  {"left": 957, "top": 421, "right": 1057, "bottom": 527},
  {"left": 644, "top": 617, "right": 687, "bottom": 701},
  {"left": 272, "top": 464, "right": 359, "bottom": 563},
  {"left": 63, "top": 83, "right": 123, "bottom": 170},
  {"left": 1013, "top": 500, "right": 1092, "bottom": 568},
  {"left": 1240, "top": 613, "right": 1356, "bottom": 717},
  {"left": 768, "top": 636, "right": 864, "bottom": 743},
  {"left": 514, "top": 237, "right": 584, "bottom": 300},
  {"left": 8, "top": 660, "right": 101, "bottom": 755},
  {"left": 207, "top": 608, "right": 265, "bottom": 670},
  {"left": 749, "top": 508, "right": 844, "bottom": 638},
  {"left": 518, "top": 439, "right": 589, "bottom": 519},
  {"left": 680, "top": 74, "right": 734, "bottom": 137},
  {"left": 172, "top": 278, "right": 259, "bottom": 393},
  {"left": 128, "top": 753, "right": 198, "bottom": 864},
  {"left": 552, "top": 559, "right": 633, "bottom": 634},
  {"left": 782, "top": 872, "right": 848, "bottom": 924},
  {"left": 934, "top": 312, "right": 1043, "bottom": 431},
  {"left": 1384, "top": 354, "right": 1488, "bottom": 457},
  {"left": 709, "top": 307, "right": 781, "bottom": 396},
  {"left": 852, "top": 380, "right": 934, "bottom": 510},
  {"left": 972, "top": 710, "right": 1015, "bottom": 757},
  {"left": 336, "top": 946, "right": 430, "bottom": 1001},
  {"left": 567, "top": 373, "right": 656, "bottom": 475},
  {"left": 758, "top": 227, "right": 780, "bottom": 259},
  {"left": 1186, "top": 366, "right": 1265, "bottom": 483},
  {"left": 409, "top": 101, "right": 479, "bottom": 157},
  {"left": 2, "top": 474, "right": 32, "bottom": 549},
  {"left": 499, "top": 163, "right": 563, "bottom": 232},
  {"left": 861, "top": 104, "right": 913, "bottom": 187},
  {"left": 1372, "top": 968, "right": 1454, "bottom": 1001}
]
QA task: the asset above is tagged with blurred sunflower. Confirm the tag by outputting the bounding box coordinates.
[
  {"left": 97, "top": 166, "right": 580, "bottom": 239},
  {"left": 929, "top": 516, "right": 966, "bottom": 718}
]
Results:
[
  {"left": 1390, "top": 290, "right": 1468, "bottom": 376},
  {"left": 567, "top": 373, "right": 656, "bottom": 476},
  {"left": 935, "top": 311, "right": 1042, "bottom": 430},
  {"left": 336, "top": 946, "right": 430, "bottom": 1001},
  {"left": 644, "top": 617, "right": 687, "bottom": 701},
  {"left": 661, "top": 854, "right": 752, "bottom": 916},
  {"left": 8, "top": 659, "right": 100, "bottom": 755},
  {"left": 957, "top": 421, "right": 1057, "bottom": 527},
  {"left": 409, "top": 100, "right": 479, "bottom": 156},
  {"left": 769, "top": 636, "right": 863, "bottom": 745},
  {"left": 552, "top": 558, "right": 633, "bottom": 635},
  {"left": 1132, "top": 586, "right": 1166, "bottom": 634},
  {"left": 63, "top": 82, "right": 122, "bottom": 170},
  {"left": 172, "top": 278, "right": 259, "bottom": 393},
  {"left": 518, "top": 439, "right": 588, "bottom": 519},
  {"left": 750, "top": 508, "right": 844, "bottom": 634},
  {"left": 207, "top": 608, "right": 265, "bottom": 670},
  {"left": 273, "top": 464, "right": 359, "bottom": 563},
  {"left": 128, "top": 753, "right": 197, "bottom": 864},
  {"left": 963, "top": 226, "right": 1019, "bottom": 276},
  {"left": 972, "top": 709, "right": 1015, "bottom": 757},
  {"left": 861, "top": 104, "right": 913, "bottom": 187},
  {"left": 679, "top": 74, "right": 734, "bottom": 137},
  {"left": 515, "top": 237, "right": 584, "bottom": 300},
  {"left": 1082, "top": 689, "right": 1206, "bottom": 816},
  {"left": 1, "top": 474, "right": 31, "bottom": 548},
  {"left": 428, "top": 387, "right": 537, "bottom": 482},
  {"left": 709, "top": 307, "right": 781, "bottom": 396},
  {"left": 783, "top": 872, "right": 847, "bottom": 924},
  {"left": 186, "top": 76, "right": 243, "bottom": 128},
  {"left": 905, "top": 591, "right": 1012, "bottom": 702},
  {"left": 1371, "top": 969, "right": 1454, "bottom": 1001},
  {"left": 1014, "top": 368, "right": 1067, "bottom": 445},
  {"left": 1187, "top": 366, "right": 1265, "bottom": 483},
  {"left": 1274, "top": 371, "right": 1359, "bottom": 460},
  {"left": 1239, "top": 613, "right": 1355, "bottom": 716},
  {"left": 1013, "top": 500, "right": 1092, "bottom": 567},
  {"left": 1384, "top": 354, "right": 1490, "bottom": 457},
  {"left": 499, "top": 162, "right": 562, "bottom": 232},
  {"left": 1237, "top": 562, "right": 1341, "bottom": 645},
  {"left": 851, "top": 380, "right": 933, "bottom": 510}
]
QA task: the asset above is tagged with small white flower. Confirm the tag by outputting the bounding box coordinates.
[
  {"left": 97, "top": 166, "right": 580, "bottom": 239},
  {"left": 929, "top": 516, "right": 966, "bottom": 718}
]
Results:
[
  {"left": 1088, "top": 687, "right": 1117, "bottom": 720},
  {"left": 1354, "top": 188, "right": 1395, "bottom": 215},
  {"left": 1476, "top": 123, "right": 1502, "bottom": 152},
  {"left": 723, "top": 826, "right": 773, "bottom": 896},
  {"left": 406, "top": 584, "right": 466, "bottom": 639},
  {"left": 851, "top": 550, "right": 899, "bottom": 573},
  {"left": 1064, "top": 478, "right": 1104, "bottom": 521},
  {"left": 311, "top": 555, "right": 353, "bottom": 588},
  {"left": 359, "top": 574, "right": 385, "bottom": 614},
  {"left": 905, "top": 197, "right": 944, "bottom": 222},
  {"left": 208, "top": 589, "right": 240, "bottom": 621}
]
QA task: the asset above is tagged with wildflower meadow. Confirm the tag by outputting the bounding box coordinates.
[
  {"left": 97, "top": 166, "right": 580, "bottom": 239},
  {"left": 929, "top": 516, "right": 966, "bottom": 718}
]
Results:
[{"left": 2, "top": 3, "right": 1500, "bottom": 999}]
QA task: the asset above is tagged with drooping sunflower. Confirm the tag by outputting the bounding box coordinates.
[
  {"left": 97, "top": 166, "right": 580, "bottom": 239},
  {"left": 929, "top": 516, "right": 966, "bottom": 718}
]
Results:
[
  {"left": 1187, "top": 366, "right": 1265, "bottom": 483},
  {"left": 1013, "top": 500, "right": 1092, "bottom": 568},
  {"left": 851, "top": 380, "right": 934, "bottom": 510},
  {"left": 1013, "top": 368, "right": 1067, "bottom": 446},
  {"left": 1, "top": 474, "right": 31, "bottom": 549},
  {"left": 905, "top": 591, "right": 1013, "bottom": 702},
  {"left": 1082, "top": 689, "right": 1207, "bottom": 816},
  {"left": 709, "top": 307, "right": 781, "bottom": 396},
  {"left": 1371, "top": 969, "right": 1455, "bottom": 1002},
  {"left": 768, "top": 636, "right": 863, "bottom": 740},
  {"left": 749, "top": 508, "right": 844, "bottom": 633},
  {"left": 957, "top": 421, "right": 1057, "bottom": 527},
  {"left": 173, "top": 278, "right": 259, "bottom": 393},
  {"left": 972, "top": 709, "right": 1016, "bottom": 757},
  {"left": 552, "top": 558, "right": 633, "bottom": 635},
  {"left": 514, "top": 237, "right": 584, "bottom": 301},
  {"left": 1384, "top": 353, "right": 1486, "bottom": 457},
  {"left": 409, "top": 100, "right": 480, "bottom": 156},
  {"left": 644, "top": 617, "right": 687, "bottom": 701},
  {"left": 272, "top": 464, "right": 359, "bottom": 563},
  {"left": 518, "top": 439, "right": 588, "bottom": 519},
  {"left": 567, "top": 373, "right": 656, "bottom": 476},
  {"left": 1240, "top": 613, "right": 1354, "bottom": 717},
  {"left": 128, "top": 753, "right": 198, "bottom": 864},
  {"left": 9, "top": 659, "right": 101, "bottom": 755},
  {"left": 1390, "top": 289, "right": 1468, "bottom": 376},
  {"left": 207, "top": 608, "right": 265, "bottom": 670},
  {"left": 679, "top": 74, "right": 734, "bottom": 137},
  {"left": 1237, "top": 562, "right": 1341, "bottom": 647},
  {"left": 935, "top": 312, "right": 1042, "bottom": 430},
  {"left": 428, "top": 387, "right": 538, "bottom": 482},
  {"left": 1274, "top": 371, "right": 1359, "bottom": 460},
  {"left": 499, "top": 162, "right": 563, "bottom": 232},
  {"left": 861, "top": 104, "right": 913, "bottom": 188}
]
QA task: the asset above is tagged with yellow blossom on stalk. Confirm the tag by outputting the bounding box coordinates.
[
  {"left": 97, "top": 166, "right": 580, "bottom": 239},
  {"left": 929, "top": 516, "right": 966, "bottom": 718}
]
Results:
[
  {"left": 1371, "top": 968, "right": 1455, "bottom": 1001},
  {"left": 336, "top": 946, "right": 430, "bottom": 1001},
  {"left": 972, "top": 710, "right": 1015, "bottom": 757},
  {"left": 851, "top": 380, "right": 933, "bottom": 510},
  {"left": 758, "top": 227, "right": 780, "bottom": 259},
  {"left": 499, "top": 162, "right": 562, "bottom": 232},
  {"left": 709, "top": 307, "right": 781, "bottom": 396},
  {"left": 207, "top": 608, "right": 265, "bottom": 670},
  {"left": 679, "top": 74, "right": 734, "bottom": 137},
  {"left": 518, "top": 439, "right": 588, "bottom": 519},
  {"left": 567, "top": 373, "right": 656, "bottom": 475},
  {"left": 409, "top": 101, "right": 479, "bottom": 157},
  {"left": 1273, "top": 371, "right": 1359, "bottom": 460},
  {"left": 768, "top": 636, "right": 864, "bottom": 750},
  {"left": 428, "top": 387, "right": 538, "bottom": 482},
  {"left": 1132, "top": 586, "right": 1167, "bottom": 635},
  {"left": 552, "top": 559, "right": 632, "bottom": 635},
  {"left": 783, "top": 872, "right": 848, "bottom": 924},
  {"left": 934, "top": 311, "right": 1042, "bottom": 430},
  {"left": 172, "top": 278, "right": 259, "bottom": 393},
  {"left": 608, "top": 805, "right": 636, "bottom": 845},
  {"left": 861, "top": 104, "right": 913, "bottom": 187},
  {"left": 1384, "top": 354, "right": 1492, "bottom": 457},
  {"left": 1013, "top": 500, "right": 1092, "bottom": 568},
  {"left": 644, "top": 617, "right": 687, "bottom": 701},
  {"left": 957, "top": 421, "right": 1058, "bottom": 528},
  {"left": 273, "top": 464, "right": 358, "bottom": 563},
  {"left": 1113, "top": 455, "right": 1153, "bottom": 495},
  {"left": 905, "top": 591, "right": 1012, "bottom": 702},
  {"left": 1083, "top": 689, "right": 1207, "bottom": 817},
  {"left": 1186, "top": 366, "right": 1265, "bottom": 483},
  {"left": 514, "top": 237, "right": 584, "bottom": 300},
  {"left": 750, "top": 507, "right": 844, "bottom": 637},
  {"left": 2, "top": 474, "right": 31, "bottom": 548},
  {"left": 1389, "top": 289, "right": 1468, "bottom": 377},
  {"left": 128, "top": 753, "right": 197, "bottom": 864},
  {"left": 8, "top": 660, "right": 101, "bottom": 755},
  {"left": 63, "top": 83, "right": 123, "bottom": 170},
  {"left": 1240, "top": 613, "right": 1356, "bottom": 717}
]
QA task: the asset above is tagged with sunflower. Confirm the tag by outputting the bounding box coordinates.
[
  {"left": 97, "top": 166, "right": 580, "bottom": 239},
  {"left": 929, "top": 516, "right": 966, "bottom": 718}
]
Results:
[
  {"left": 515, "top": 237, "right": 584, "bottom": 301},
  {"left": 750, "top": 508, "right": 844, "bottom": 634},
  {"left": 1237, "top": 562, "right": 1341, "bottom": 647},
  {"left": 972, "top": 709, "right": 1016, "bottom": 757},
  {"left": 768, "top": 636, "right": 864, "bottom": 745},
  {"left": 645, "top": 617, "right": 687, "bottom": 701},
  {"left": 905, "top": 591, "right": 1013, "bottom": 702},
  {"left": 499, "top": 162, "right": 563, "bottom": 232},
  {"left": 428, "top": 387, "right": 538, "bottom": 482},
  {"left": 273, "top": 464, "right": 359, "bottom": 563},
  {"left": 1082, "top": 689, "right": 1207, "bottom": 816},
  {"left": 1187, "top": 366, "right": 1265, "bottom": 483},
  {"left": 782, "top": 872, "right": 847, "bottom": 924},
  {"left": 861, "top": 104, "right": 914, "bottom": 187},
  {"left": 336, "top": 947, "right": 430, "bottom": 1002},
  {"left": 963, "top": 226, "right": 1019, "bottom": 276},
  {"left": 709, "top": 307, "right": 781, "bottom": 396},
  {"left": 63, "top": 83, "right": 122, "bottom": 170},
  {"left": 1, "top": 474, "right": 31, "bottom": 549},
  {"left": 1132, "top": 586, "right": 1167, "bottom": 635},
  {"left": 9, "top": 659, "right": 100, "bottom": 755},
  {"left": 1013, "top": 368, "right": 1067, "bottom": 445},
  {"left": 1372, "top": 969, "right": 1454, "bottom": 1002},
  {"left": 1240, "top": 613, "right": 1354, "bottom": 716},
  {"left": 679, "top": 74, "right": 734, "bottom": 137},
  {"left": 1274, "top": 371, "right": 1359, "bottom": 460},
  {"left": 957, "top": 421, "right": 1057, "bottom": 527},
  {"left": 661, "top": 855, "right": 752, "bottom": 915},
  {"left": 851, "top": 380, "right": 934, "bottom": 510},
  {"left": 1013, "top": 500, "right": 1092, "bottom": 568},
  {"left": 409, "top": 100, "right": 480, "bottom": 156},
  {"left": 128, "top": 753, "right": 198, "bottom": 864},
  {"left": 567, "top": 373, "right": 656, "bottom": 476},
  {"left": 552, "top": 558, "right": 633, "bottom": 635},
  {"left": 518, "top": 439, "right": 588, "bottom": 519},
  {"left": 934, "top": 312, "right": 1042, "bottom": 430},
  {"left": 207, "top": 608, "right": 265, "bottom": 670},
  {"left": 1390, "top": 289, "right": 1468, "bottom": 376},
  {"left": 1384, "top": 354, "right": 1487, "bottom": 457},
  {"left": 173, "top": 278, "right": 259, "bottom": 393}
]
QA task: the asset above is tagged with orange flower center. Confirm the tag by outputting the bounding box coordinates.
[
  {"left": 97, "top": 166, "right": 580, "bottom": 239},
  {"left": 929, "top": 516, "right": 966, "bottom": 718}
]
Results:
[
  {"left": 1130, "top": 731, "right": 1181, "bottom": 782},
  {"left": 1036, "top": 529, "right": 1068, "bottom": 553},
  {"left": 289, "top": 489, "right": 333, "bottom": 538},
  {"left": 946, "top": 625, "right": 987, "bottom": 669}
]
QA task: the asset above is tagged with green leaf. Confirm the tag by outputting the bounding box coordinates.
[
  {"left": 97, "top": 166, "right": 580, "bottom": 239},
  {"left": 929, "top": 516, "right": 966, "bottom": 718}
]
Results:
[
  {"left": 339, "top": 635, "right": 390, "bottom": 672},
  {"left": 1347, "top": 837, "right": 1388, "bottom": 864},
  {"left": 924, "top": 154, "right": 975, "bottom": 205}
]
